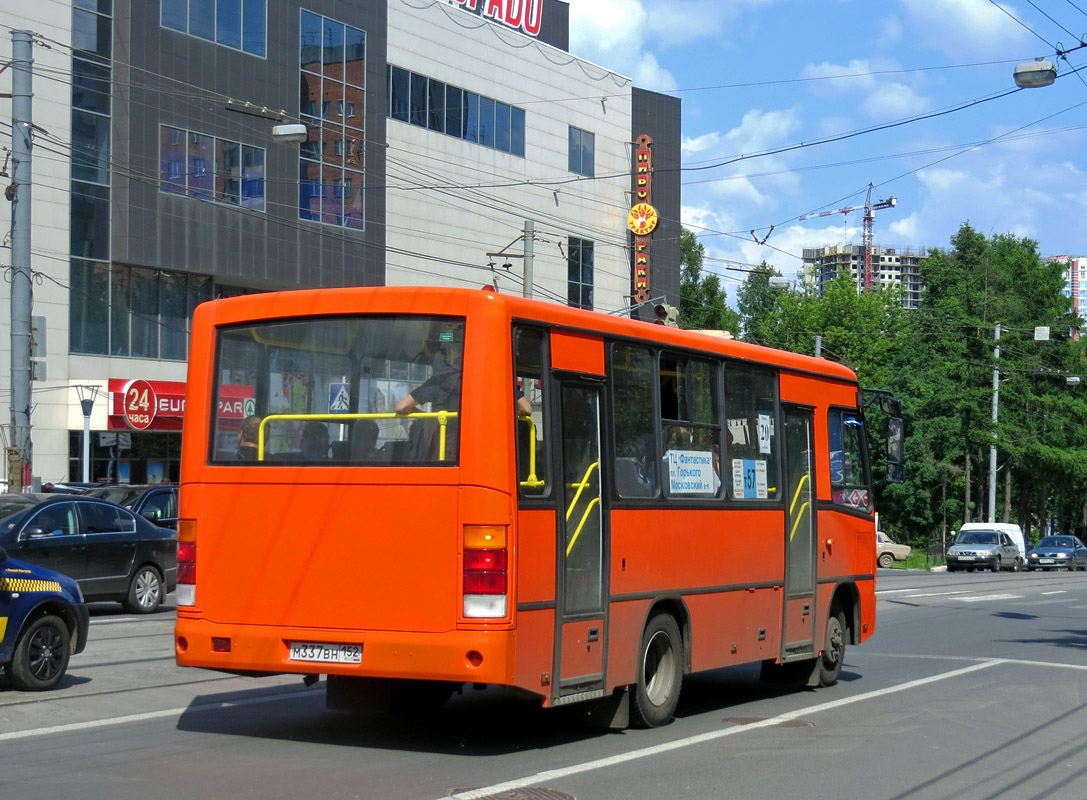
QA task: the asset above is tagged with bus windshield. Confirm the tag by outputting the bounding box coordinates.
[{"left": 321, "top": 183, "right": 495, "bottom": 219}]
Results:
[{"left": 210, "top": 315, "right": 465, "bottom": 465}]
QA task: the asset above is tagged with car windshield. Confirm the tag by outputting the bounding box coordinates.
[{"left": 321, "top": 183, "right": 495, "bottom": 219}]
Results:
[
  {"left": 0, "top": 495, "right": 40, "bottom": 523},
  {"left": 957, "top": 531, "right": 999, "bottom": 545},
  {"left": 1036, "top": 536, "right": 1075, "bottom": 548},
  {"left": 85, "top": 487, "right": 145, "bottom": 507}
]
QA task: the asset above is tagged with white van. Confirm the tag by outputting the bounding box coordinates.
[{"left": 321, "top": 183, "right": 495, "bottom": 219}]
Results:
[{"left": 957, "top": 522, "right": 1026, "bottom": 560}]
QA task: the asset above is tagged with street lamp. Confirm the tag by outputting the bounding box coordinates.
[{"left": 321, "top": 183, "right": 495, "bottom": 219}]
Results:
[
  {"left": 271, "top": 123, "right": 308, "bottom": 143},
  {"left": 1013, "top": 59, "right": 1057, "bottom": 88}
]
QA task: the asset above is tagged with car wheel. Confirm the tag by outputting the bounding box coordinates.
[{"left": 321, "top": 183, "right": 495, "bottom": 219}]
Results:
[
  {"left": 1011, "top": 558, "right": 1022, "bottom": 573},
  {"left": 4, "top": 614, "right": 71, "bottom": 691},
  {"left": 878, "top": 552, "right": 895, "bottom": 570},
  {"left": 818, "top": 603, "right": 847, "bottom": 687},
  {"left": 991, "top": 558, "right": 1001, "bottom": 573},
  {"left": 124, "top": 565, "right": 163, "bottom": 613},
  {"left": 630, "top": 613, "right": 683, "bottom": 728}
]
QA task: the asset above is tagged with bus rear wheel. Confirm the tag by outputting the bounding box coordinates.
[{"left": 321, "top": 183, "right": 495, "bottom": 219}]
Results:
[
  {"left": 817, "top": 604, "right": 847, "bottom": 687},
  {"left": 630, "top": 613, "right": 682, "bottom": 728}
]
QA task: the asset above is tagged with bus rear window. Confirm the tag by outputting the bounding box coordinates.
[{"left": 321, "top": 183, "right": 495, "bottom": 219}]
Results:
[{"left": 210, "top": 315, "right": 465, "bottom": 465}]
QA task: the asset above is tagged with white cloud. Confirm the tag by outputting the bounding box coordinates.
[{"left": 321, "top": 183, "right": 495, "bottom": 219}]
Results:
[
  {"left": 861, "top": 82, "right": 931, "bottom": 120},
  {"left": 682, "top": 132, "right": 722, "bottom": 156},
  {"left": 801, "top": 59, "right": 888, "bottom": 96},
  {"left": 879, "top": 15, "right": 903, "bottom": 47},
  {"left": 897, "top": 0, "right": 1029, "bottom": 56},
  {"left": 723, "top": 107, "right": 803, "bottom": 152},
  {"left": 889, "top": 213, "right": 921, "bottom": 239},
  {"left": 567, "top": 0, "right": 677, "bottom": 90}
]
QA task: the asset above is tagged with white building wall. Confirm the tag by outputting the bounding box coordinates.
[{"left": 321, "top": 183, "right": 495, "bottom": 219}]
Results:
[
  {"left": 385, "top": 0, "right": 633, "bottom": 312},
  {"left": 0, "top": 7, "right": 74, "bottom": 485}
]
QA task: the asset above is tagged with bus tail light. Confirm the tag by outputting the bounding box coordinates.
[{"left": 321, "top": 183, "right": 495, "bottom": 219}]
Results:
[
  {"left": 177, "top": 519, "right": 196, "bottom": 607},
  {"left": 463, "top": 525, "right": 508, "bottom": 618}
]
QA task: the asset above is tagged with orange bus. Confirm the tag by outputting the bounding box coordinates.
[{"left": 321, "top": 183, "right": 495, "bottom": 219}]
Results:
[{"left": 174, "top": 286, "right": 896, "bottom": 727}]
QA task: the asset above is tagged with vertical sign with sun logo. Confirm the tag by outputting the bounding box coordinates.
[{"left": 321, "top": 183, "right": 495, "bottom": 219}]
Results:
[{"left": 629, "top": 134, "right": 658, "bottom": 304}]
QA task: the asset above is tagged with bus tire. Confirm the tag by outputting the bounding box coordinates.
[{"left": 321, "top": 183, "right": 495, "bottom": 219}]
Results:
[
  {"left": 6, "top": 614, "right": 71, "bottom": 691},
  {"left": 817, "top": 604, "right": 847, "bottom": 687},
  {"left": 630, "top": 613, "right": 682, "bottom": 728}
]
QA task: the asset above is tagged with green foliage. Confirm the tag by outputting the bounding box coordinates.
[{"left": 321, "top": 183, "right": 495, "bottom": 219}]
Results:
[
  {"left": 679, "top": 228, "right": 742, "bottom": 334},
  {"left": 732, "top": 222, "right": 1087, "bottom": 550}
]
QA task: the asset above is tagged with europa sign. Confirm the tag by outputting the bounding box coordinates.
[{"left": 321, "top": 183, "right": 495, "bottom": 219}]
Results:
[
  {"left": 108, "top": 378, "right": 254, "bottom": 432},
  {"left": 452, "top": 0, "right": 544, "bottom": 37},
  {"left": 630, "top": 134, "right": 655, "bottom": 304}
]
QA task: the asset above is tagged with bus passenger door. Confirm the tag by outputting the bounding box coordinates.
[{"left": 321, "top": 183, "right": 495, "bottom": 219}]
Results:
[
  {"left": 781, "top": 406, "right": 818, "bottom": 660},
  {"left": 553, "top": 381, "right": 608, "bottom": 704}
]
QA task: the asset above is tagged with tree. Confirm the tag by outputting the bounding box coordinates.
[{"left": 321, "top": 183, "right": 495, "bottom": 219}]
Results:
[{"left": 679, "top": 228, "right": 741, "bottom": 334}]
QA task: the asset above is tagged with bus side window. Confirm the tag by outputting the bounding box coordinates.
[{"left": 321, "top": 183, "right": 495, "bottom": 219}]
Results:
[
  {"left": 514, "top": 327, "right": 549, "bottom": 497},
  {"left": 828, "top": 408, "right": 871, "bottom": 511},
  {"left": 659, "top": 353, "right": 719, "bottom": 498},
  {"left": 612, "top": 343, "right": 657, "bottom": 498},
  {"left": 723, "top": 365, "right": 779, "bottom": 500}
]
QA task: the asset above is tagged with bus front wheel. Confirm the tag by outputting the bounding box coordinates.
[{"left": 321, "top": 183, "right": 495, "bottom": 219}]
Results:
[{"left": 630, "top": 613, "right": 683, "bottom": 728}]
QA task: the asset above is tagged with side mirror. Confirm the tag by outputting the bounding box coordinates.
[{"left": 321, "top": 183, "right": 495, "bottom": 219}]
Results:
[
  {"left": 880, "top": 396, "right": 902, "bottom": 416},
  {"left": 141, "top": 509, "right": 161, "bottom": 522},
  {"left": 25, "top": 527, "right": 50, "bottom": 539},
  {"left": 886, "top": 417, "right": 904, "bottom": 463}
]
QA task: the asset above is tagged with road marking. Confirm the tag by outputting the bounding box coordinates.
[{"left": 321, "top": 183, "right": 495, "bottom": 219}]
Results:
[
  {"left": 874, "top": 588, "right": 928, "bottom": 595},
  {"left": 900, "top": 591, "right": 971, "bottom": 599},
  {"left": 957, "top": 594, "right": 1022, "bottom": 602},
  {"left": 0, "top": 687, "right": 325, "bottom": 742},
  {"left": 1042, "top": 591, "right": 1067, "bottom": 595},
  {"left": 443, "top": 661, "right": 1004, "bottom": 800}
]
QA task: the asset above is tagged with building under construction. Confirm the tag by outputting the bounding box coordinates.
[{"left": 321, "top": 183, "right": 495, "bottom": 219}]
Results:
[{"left": 801, "top": 244, "right": 927, "bottom": 310}]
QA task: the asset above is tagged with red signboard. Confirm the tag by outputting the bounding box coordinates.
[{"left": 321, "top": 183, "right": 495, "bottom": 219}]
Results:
[
  {"left": 453, "top": 0, "right": 543, "bottom": 37},
  {"left": 108, "top": 379, "right": 253, "bottom": 432}
]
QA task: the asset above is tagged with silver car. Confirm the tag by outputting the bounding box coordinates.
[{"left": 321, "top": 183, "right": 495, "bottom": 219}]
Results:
[{"left": 946, "top": 530, "right": 1023, "bottom": 573}]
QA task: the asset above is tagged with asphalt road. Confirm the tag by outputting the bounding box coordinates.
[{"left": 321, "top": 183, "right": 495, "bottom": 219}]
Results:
[{"left": 2, "top": 570, "right": 1085, "bottom": 800}]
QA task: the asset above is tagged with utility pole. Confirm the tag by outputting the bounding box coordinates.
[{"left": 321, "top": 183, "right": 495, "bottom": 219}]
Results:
[
  {"left": 988, "top": 323, "right": 1000, "bottom": 523},
  {"left": 522, "top": 219, "right": 534, "bottom": 299},
  {"left": 7, "top": 30, "right": 34, "bottom": 492}
]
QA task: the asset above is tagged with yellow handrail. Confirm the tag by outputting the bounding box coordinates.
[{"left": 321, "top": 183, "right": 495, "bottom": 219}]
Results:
[
  {"left": 565, "top": 461, "right": 600, "bottom": 522},
  {"left": 256, "top": 411, "right": 458, "bottom": 461},
  {"left": 517, "top": 415, "right": 546, "bottom": 489},
  {"left": 566, "top": 497, "right": 601, "bottom": 557},
  {"left": 788, "top": 473, "right": 811, "bottom": 542}
]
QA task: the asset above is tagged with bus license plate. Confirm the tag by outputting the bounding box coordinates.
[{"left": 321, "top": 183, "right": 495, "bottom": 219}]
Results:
[{"left": 289, "top": 642, "right": 362, "bottom": 664}]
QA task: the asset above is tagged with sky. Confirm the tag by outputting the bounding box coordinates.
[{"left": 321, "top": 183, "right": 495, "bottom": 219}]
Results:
[{"left": 565, "top": 0, "right": 1087, "bottom": 293}]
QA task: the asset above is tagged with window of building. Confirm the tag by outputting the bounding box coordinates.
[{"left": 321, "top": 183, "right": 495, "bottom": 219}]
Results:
[
  {"left": 567, "top": 237, "right": 594, "bottom": 310},
  {"left": 299, "top": 11, "right": 365, "bottom": 230},
  {"left": 161, "top": 0, "right": 266, "bottom": 57},
  {"left": 568, "top": 125, "right": 594, "bottom": 177},
  {"left": 385, "top": 65, "right": 525, "bottom": 157},
  {"left": 70, "top": 262, "right": 212, "bottom": 359},
  {"left": 159, "top": 126, "right": 265, "bottom": 211}
]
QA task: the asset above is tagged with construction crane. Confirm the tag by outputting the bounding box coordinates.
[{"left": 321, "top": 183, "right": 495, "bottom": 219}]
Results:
[{"left": 799, "top": 183, "right": 897, "bottom": 291}]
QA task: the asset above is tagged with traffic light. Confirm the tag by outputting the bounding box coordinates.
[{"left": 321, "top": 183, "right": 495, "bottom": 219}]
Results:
[{"left": 653, "top": 303, "right": 678, "bottom": 327}]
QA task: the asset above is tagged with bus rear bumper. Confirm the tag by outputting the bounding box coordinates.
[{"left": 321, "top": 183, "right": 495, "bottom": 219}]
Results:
[{"left": 174, "top": 617, "right": 516, "bottom": 685}]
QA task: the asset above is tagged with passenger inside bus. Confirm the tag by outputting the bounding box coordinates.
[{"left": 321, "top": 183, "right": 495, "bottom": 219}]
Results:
[
  {"left": 236, "top": 414, "right": 262, "bottom": 461},
  {"left": 301, "top": 422, "right": 330, "bottom": 460},
  {"left": 350, "top": 418, "right": 381, "bottom": 462},
  {"left": 396, "top": 343, "right": 462, "bottom": 461}
]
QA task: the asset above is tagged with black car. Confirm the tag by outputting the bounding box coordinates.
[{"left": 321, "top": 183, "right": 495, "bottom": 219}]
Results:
[
  {"left": 0, "top": 494, "right": 177, "bottom": 613},
  {"left": 82, "top": 484, "right": 179, "bottom": 530}
]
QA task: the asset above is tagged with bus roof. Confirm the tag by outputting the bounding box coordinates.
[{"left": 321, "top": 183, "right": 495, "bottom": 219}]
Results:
[{"left": 195, "top": 286, "right": 859, "bottom": 384}]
